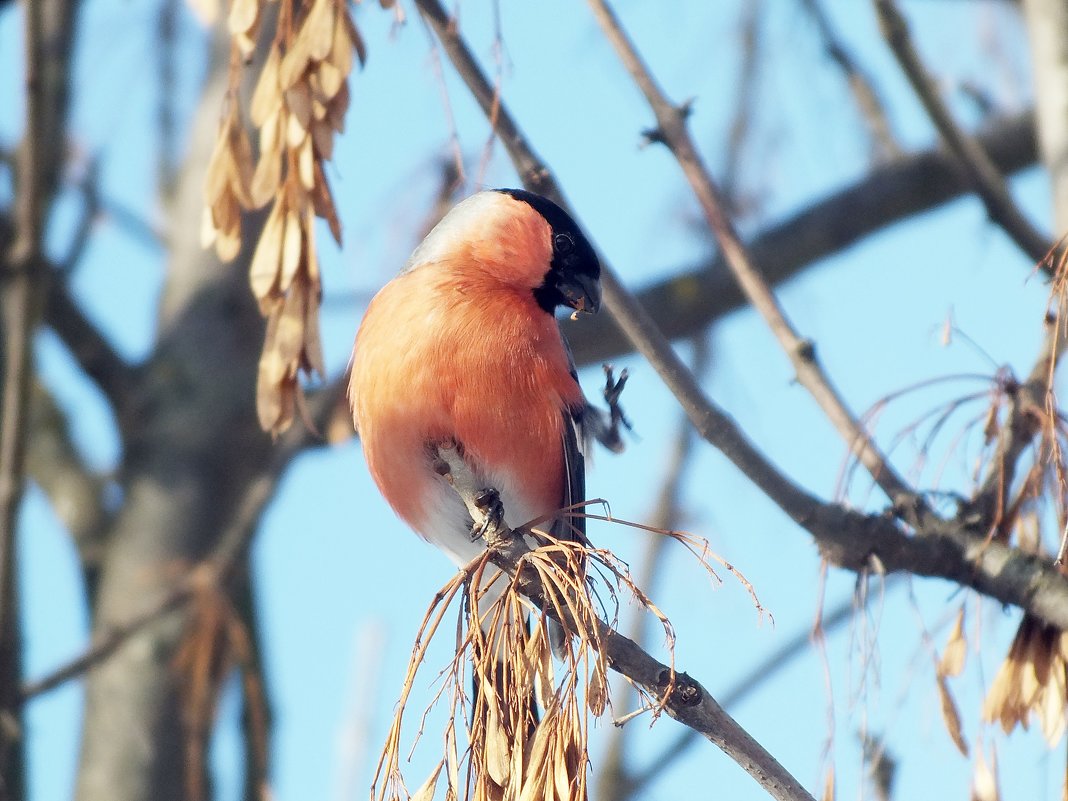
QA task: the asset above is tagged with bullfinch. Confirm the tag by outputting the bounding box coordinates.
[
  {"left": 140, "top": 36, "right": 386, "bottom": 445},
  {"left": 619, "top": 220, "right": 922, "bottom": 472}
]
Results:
[{"left": 348, "top": 189, "right": 608, "bottom": 583}]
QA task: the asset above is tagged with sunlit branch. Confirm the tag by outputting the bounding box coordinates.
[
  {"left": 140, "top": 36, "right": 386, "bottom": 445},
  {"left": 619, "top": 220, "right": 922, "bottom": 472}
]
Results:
[
  {"left": 413, "top": 0, "right": 1068, "bottom": 637},
  {"left": 435, "top": 443, "right": 818, "bottom": 801},
  {"left": 874, "top": 0, "right": 1052, "bottom": 265},
  {"left": 586, "top": 0, "right": 915, "bottom": 507},
  {"left": 19, "top": 379, "right": 346, "bottom": 702}
]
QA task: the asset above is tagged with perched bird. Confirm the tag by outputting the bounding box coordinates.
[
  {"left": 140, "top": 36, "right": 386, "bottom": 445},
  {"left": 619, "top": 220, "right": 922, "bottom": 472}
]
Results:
[{"left": 348, "top": 188, "right": 607, "bottom": 573}]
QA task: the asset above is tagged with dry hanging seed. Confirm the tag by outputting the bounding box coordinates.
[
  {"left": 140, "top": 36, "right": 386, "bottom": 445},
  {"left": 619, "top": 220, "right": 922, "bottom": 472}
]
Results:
[{"left": 207, "top": 0, "right": 366, "bottom": 434}]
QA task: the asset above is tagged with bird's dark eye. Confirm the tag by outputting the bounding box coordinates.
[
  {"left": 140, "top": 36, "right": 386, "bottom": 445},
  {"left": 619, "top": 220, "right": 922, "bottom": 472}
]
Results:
[{"left": 554, "top": 233, "right": 574, "bottom": 255}]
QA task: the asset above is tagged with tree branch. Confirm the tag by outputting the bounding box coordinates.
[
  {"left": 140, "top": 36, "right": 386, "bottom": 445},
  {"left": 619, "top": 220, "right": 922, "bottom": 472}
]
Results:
[
  {"left": 19, "top": 378, "right": 345, "bottom": 702},
  {"left": 0, "top": 1, "right": 78, "bottom": 797},
  {"left": 587, "top": 0, "right": 914, "bottom": 506},
  {"left": 800, "top": 0, "right": 901, "bottom": 161},
  {"left": 435, "top": 444, "right": 817, "bottom": 801},
  {"left": 43, "top": 276, "right": 139, "bottom": 420},
  {"left": 25, "top": 381, "right": 111, "bottom": 598},
  {"left": 414, "top": 0, "right": 1068, "bottom": 637},
  {"left": 565, "top": 111, "right": 1038, "bottom": 366},
  {"left": 625, "top": 576, "right": 903, "bottom": 798},
  {"left": 874, "top": 0, "right": 1052, "bottom": 265}
]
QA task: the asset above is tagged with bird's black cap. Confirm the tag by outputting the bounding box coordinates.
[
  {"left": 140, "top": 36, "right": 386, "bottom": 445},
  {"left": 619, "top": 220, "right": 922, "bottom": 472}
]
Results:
[{"left": 496, "top": 188, "right": 602, "bottom": 315}]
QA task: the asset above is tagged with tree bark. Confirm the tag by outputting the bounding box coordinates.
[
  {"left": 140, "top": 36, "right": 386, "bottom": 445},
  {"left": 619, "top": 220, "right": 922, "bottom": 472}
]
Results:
[
  {"left": 74, "top": 29, "right": 274, "bottom": 801},
  {"left": 1024, "top": 0, "right": 1068, "bottom": 233}
]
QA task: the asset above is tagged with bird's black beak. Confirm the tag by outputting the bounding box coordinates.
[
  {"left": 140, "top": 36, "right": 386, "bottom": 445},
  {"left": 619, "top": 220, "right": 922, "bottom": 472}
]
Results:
[{"left": 558, "top": 272, "right": 601, "bottom": 314}]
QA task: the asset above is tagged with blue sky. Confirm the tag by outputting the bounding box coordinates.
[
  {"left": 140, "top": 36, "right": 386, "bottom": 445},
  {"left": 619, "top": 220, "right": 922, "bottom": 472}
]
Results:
[{"left": 3, "top": 1, "right": 1063, "bottom": 800}]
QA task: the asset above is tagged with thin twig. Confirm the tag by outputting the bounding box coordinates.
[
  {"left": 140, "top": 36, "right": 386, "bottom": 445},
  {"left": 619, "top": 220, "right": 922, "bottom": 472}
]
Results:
[
  {"left": 19, "top": 379, "right": 347, "bottom": 701},
  {"left": 597, "top": 336, "right": 707, "bottom": 801},
  {"left": 43, "top": 275, "right": 138, "bottom": 418},
  {"left": 586, "top": 0, "right": 915, "bottom": 509},
  {"left": 873, "top": 0, "right": 1052, "bottom": 266},
  {"left": 868, "top": 2, "right": 1063, "bottom": 534},
  {"left": 799, "top": 0, "right": 901, "bottom": 160},
  {"left": 627, "top": 576, "right": 903, "bottom": 795},
  {"left": 567, "top": 111, "right": 1038, "bottom": 366},
  {"left": 0, "top": 1, "right": 77, "bottom": 796}
]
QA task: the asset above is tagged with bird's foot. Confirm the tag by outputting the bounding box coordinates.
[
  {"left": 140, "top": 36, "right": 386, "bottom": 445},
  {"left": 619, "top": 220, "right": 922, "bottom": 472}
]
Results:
[
  {"left": 596, "top": 364, "right": 632, "bottom": 452},
  {"left": 471, "top": 487, "right": 505, "bottom": 542}
]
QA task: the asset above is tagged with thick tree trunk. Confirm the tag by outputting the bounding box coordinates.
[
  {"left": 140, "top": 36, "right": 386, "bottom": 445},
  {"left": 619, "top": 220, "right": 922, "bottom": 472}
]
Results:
[
  {"left": 1024, "top": 0, "right": 1068, "bottom": 232},
  {"left": 75, "top": 30, "right": 273, "bottom": 801}
]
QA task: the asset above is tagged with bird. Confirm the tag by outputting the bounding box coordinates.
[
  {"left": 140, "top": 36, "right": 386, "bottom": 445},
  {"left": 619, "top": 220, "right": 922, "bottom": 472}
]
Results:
[
  {"left": 348, "top": 188, "right": 607, "bottom": 576},
  {"left": 349, "top": 188, "right": 625, "bottom": 799}
]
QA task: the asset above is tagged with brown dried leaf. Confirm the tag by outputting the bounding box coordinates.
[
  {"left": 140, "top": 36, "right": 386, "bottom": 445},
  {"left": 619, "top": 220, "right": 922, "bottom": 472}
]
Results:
[
  {"left": 312, "top": 160, "right": 342, "bottom": 244},
  {"left": 311, "top": 119, "right": 334, "bottom": 161},
  {"left": 938, "top": 605, "right": 967, "bottom": 678},
  {"left": 275, "top": 280, "right": 306, "bottom": 367},
  {"left": 278, "top": 30, "right": 313, "bottom": 89},
  {"left": 250, "top": 46, "right": 282, "bottom": 127},
  {"left": 203, "top": 120, "right": 233, "bottom": 203},
  {"left": 286, "top": 82, "right": 313, "bottom": 133},
  {"left": 1038, "top": 658, "right": 1067, "bottom": 746},
  {"left": 215, "top": 223, "right": 242, "bottom": 262},
  {"left": 280, "top": 209, "right": 303, "bottom": 291},
  {"left": 445, "top": 726, "right": 460, "bottom": 800},
  {"left": 250, "top": 113, "right": 283, "bottom": 208},
  {"left": 587, "top": 662, "right": 607, "bottom": 717},
  {"left": 199, "top": 205, "right": 218, "bottom": 249},
  {"left": 972, "top": 746, "right": 1000, "bottom": 801},
  {"left": 234, "top": 27, "right": 259, "bottom": 61},
  {"left": 256, "top": 312, "right": 284, "bottom": 430},
  {"left": 303, "top": 282, "right": 325, "bottom": 376},
  {"left": 317, "top": 59, "right": 344, "bottom": 100},
  {"left": 552, "top": 743, "right": 570, "bottom": 801},
  {"left": 410, "top": 762, "right": 442, "bottom": 801},
  {"left": 982, "top": 403, "right": 999, "bottom": 446},
  {"left": 297, "top": 134, "right": 315, "bottom": 190},
  {"left": 286, "top": 109, "right": 309, "bottom": 148},
  {"left": 483, "top": 702, "right": 511, "bottom": 787},
  {"left": 326, "top": 80, "right": 350, "bottom": 133},
  {"left": 305, "top": 0, "right": 335, "bottom": 61},
  {"left": 227, "top": 0, "right": 258, "bottom": 35},
  {"left": 227, "top": 124, "right": 256, "bottom": 208},
  {"left": 249, "top": 202, "right": 283, "bottom": 299},
  {"left": 517, "top": 723, "right": 550, "bottom": 801},
  {"left": 936, "top": 674, "right": 969, "bottom": 756}
]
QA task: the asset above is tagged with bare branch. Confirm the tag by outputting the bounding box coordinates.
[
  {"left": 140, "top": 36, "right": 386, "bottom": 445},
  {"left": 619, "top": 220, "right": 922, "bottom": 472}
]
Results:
[
  {"left": 25, "top": 381, "right": 111, "bottom": 594},
  {"left": 874, "top": 0, "right": 1052, "bottom": 264},
  {"left": 43, "top": 276, "right": 138, "bottom": 420},
  {"left": 0, "top": 1, "right": 78, "bottom": 796},
  {"left": 586, "top": 0, "right": 914, "bottom": 506},
  {"left": 597, "top": 337, "right": 707, "bottom": 801},
  {"left": 1023, "top": 0, "right": 1068, "bottom": 233},
  {"left": 20, "top": 378, "right": 345, "bottom": 702},
  {"left": 414, "top": 0, "right": 1068, "bottom": 637},
  {"left": 799, "top": 0, "right": 901, "bottom": 160},
  {"left": 566, "top": 111, "right": 1038, "bottom": 366},
  {"left": 435, "top": 443, "right": 817, "bottom": 801},
  {"left": 625, "top": 578, "right": 902, "bottom": 796}
]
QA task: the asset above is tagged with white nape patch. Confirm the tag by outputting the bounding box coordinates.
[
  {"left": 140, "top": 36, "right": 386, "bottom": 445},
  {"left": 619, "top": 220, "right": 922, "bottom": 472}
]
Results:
[{"left": 402, "top": 191, "right": 511, "bottom": 272}]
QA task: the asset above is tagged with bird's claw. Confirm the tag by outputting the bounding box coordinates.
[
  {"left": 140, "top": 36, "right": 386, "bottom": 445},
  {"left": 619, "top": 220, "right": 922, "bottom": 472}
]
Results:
[
  {"left": 596, "top": 365, "right": 632, "bottom": 452},
  {"left": 471, "top": 487, "right": 505, "bottom": 541}
]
